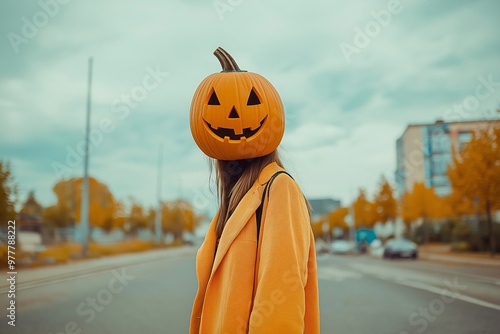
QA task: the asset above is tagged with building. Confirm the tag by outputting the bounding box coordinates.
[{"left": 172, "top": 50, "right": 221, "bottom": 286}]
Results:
[
  {"left": 308, "top": 198, "right": 341, "bottom": 222},
  {"left": 395, "top": 119, "right": 498, "bottom": 197}
]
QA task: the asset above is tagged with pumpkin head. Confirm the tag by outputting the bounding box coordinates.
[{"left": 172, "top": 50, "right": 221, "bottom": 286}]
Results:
[{"left": 190, "top": 47, "right": 285, "bottom": 160}]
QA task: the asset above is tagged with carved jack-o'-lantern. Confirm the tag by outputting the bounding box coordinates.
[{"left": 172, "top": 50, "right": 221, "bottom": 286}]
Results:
[{"left": 190, "top": 47, "right": 285, "bottom": 160}]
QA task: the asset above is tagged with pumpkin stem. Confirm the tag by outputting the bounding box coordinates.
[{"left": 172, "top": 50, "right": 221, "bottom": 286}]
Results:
[{"left": 214, "top": 47, "right": 243, "bottom": 72}]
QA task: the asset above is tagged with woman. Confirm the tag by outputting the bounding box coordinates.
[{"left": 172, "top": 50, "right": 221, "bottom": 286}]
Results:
[{"left": 189, "top": 47, "right": 320, "bottom": 334}]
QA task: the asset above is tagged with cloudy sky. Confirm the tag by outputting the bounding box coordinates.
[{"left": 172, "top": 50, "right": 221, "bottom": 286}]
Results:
[{"left": 1, "top": 0, "right": 499, "bottom": 216}]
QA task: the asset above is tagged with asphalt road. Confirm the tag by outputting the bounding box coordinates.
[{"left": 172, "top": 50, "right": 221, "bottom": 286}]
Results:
[
  {"left": 317, "top": 254, "right": 500, "bottom": 334},
  {"left": 1, "top": 248, "right": 499, "bottom": 334}
]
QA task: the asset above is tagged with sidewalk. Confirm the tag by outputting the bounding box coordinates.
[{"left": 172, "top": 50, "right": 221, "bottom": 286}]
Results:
[
  {"left": 418, "top": 243, "right": 500, "bottom": 268},
  {"left": 1, "top": 246, "right": 196, "bottom": 291}
]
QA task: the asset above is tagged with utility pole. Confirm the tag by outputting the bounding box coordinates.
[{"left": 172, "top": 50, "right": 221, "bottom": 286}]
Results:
[
  {"left": 80, "top": 57, "right": 93, "bottom": 256},
  {"left": 347, "top": 186, "right": 356, "bottom": 242},
  {"left": 155, "top": 144, "right": 163, "bottom": 243}
]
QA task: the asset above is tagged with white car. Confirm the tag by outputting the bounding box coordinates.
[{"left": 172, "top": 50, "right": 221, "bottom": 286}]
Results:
[
  {"left": 383, "top": 238, "right": 418, "bottom": 259},
  {"left": 331, "top": 240, "right": 355, "bottom": 254}
]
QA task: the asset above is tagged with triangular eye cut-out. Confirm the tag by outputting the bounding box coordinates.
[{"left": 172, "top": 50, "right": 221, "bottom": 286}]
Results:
[
  {"left": 247, "top": 88, "right": 261, "bottom": 106},
  {"left": 208, "top": 90, "right": 220, "bottom": 105}
]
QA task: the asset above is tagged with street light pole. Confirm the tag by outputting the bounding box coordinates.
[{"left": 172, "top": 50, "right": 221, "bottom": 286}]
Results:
[
  {"left": 80, "top": 57, "right": 93, "bottom": 256},
  {"left": 155, "top": 144, "right": 163, "bottom": 243}
]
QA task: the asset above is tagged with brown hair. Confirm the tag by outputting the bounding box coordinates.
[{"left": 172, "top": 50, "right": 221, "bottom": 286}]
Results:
[{"left": 211, "top": 150, "right": 284, "bottom": 238}]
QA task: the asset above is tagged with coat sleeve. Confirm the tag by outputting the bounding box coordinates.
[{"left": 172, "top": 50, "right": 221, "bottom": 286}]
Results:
[{"left": 248, "top": 175, "right": 311, "bottom": 333}]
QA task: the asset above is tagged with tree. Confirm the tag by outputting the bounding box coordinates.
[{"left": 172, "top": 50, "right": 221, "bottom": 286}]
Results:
[
  {"left": 51, "top": 177, "right": 120, "bottom": 233},
  {"left": 147, "top": 207, "right": 156, "bottom": 229},
  {"left": 20, "top": 191, "right": 43, "bottom": 218},
  {"left": 0, "top": 161, "right": 17, "bottom": 227},
  {"left": 373, "top": 176, "right": 397, "bottom": 224},
  {"left": 401, "top": 183, "right": 438, "bottom": 222},
  {"left": 448, "top": 125, "right": 500, "bottom": 255},
  {"left": 126, "top": 200, "right": 149, "bottom": 235},
  {"left": 328, "top": 207, "right": 349, "bottom": 231},
  {"left": 447, "top": 186, "right": 475, "bottom": 218},
  {"left": 42, "top": 203, "right": 73, "bottom": 230},
  {"left": 401, "top": 182, "right": 450, "bottom": 243},
  {"left": 353, "top": 189, "right": 375, "bottom": 228},
  {"left": 113, "top": 200, "right": 127, "bottom": 231},
  {"left": 310, "top": 220, "right": 324, "bottom": 239},
  {"left": 161, "top": 200, "right": 202, "bottom": 240}
]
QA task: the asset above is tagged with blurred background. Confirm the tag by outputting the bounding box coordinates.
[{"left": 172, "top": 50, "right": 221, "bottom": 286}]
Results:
[{"left": 1, "top": 0, "right": 499, "bottom": 333}]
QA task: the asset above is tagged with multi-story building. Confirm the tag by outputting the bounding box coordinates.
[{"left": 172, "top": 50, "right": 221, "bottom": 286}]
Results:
[
  {"left": 308, "top": 198, "right": 341, "bottom": 222},
  {"left": 395, "top": 119, "right": 498, "bottom": 197}
]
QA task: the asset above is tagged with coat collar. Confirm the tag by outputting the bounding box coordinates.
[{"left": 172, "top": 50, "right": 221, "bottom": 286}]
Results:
[{"left": 210, "top": 162, "right": 284, "bottom": 275}]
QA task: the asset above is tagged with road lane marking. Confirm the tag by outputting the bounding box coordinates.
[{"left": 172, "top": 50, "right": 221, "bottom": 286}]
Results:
[
  {"left": 421, "top": 253, "right": 500, "bottom": 267},
  {"left": 399, "top": 263, "right": 500, "bottom": 284},
  {"left": 348, "top": 263, "right": 442, "bottom": 285},
  {"left": 318, "top": 267, "right": 362, "bottom": 281},
  {"left": 397, "top": 280, "right": 500, "bottom": 311}
]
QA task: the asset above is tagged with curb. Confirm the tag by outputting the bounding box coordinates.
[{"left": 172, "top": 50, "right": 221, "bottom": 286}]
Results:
[{"left": 419, "top": 252, "right": 500, "bottom": 268}]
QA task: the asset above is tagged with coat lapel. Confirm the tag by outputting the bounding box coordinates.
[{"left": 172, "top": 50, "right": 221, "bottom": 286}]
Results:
[
  {"left": 210, "top": 162, "right": 284, "bottom": 276},
  {"left": 210, "top": 188, "right": 261, "bottom": 275}
]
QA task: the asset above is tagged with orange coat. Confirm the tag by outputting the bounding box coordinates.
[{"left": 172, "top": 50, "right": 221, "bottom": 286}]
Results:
[{"left": 190, "top": 162, "right": 320, "bottom": 334}]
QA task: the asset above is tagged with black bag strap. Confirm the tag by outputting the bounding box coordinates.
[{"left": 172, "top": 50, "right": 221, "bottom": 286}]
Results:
[
  {"left": 255, "top": 171, "right": 293, "bottom": 242},
  {"left": 250, "top": 170, "right": 292, "bottom": 314}
]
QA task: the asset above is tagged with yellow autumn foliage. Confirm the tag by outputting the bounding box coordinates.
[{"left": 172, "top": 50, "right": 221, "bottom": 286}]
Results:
[{"left": 50, "top": 177, "right": 121, "bottom": 231}]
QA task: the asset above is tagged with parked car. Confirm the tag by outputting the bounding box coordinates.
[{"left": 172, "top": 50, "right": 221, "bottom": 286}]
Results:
[
  {"left": 383, "top": 238, "right": 418, "bottom": 259},
  {"left": 331, "top": 240, "right": 355, "bottom": 254}
]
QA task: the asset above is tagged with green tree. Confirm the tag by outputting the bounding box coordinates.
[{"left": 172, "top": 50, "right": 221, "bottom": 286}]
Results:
[{"left": 0, "top": 161, "right": 17, "bottom": 226}]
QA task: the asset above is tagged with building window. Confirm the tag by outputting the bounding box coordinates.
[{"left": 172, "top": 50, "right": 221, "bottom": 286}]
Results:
[
  {"left": 430, "top": 131, "right": 450, "bottom": 153},
  {"left": 432, "top": 175, "right": 449, "bottom": 187},
  {"left": 435, "top": 185, "right": 451, "bottom": 197},
  {"left": 431, "top": 154, "right": 451, "bottom": 175},
  {"left": 458, "top": 132, "right": 472, "bottom": 151}
]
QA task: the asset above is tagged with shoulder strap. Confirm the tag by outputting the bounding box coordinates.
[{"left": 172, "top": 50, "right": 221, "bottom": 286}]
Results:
[
  {"left": 255, "top": 171, "right": 293, "bottom": 242},
  {"left": 251, "top": 171, "right": 293, "bottom": 311}
]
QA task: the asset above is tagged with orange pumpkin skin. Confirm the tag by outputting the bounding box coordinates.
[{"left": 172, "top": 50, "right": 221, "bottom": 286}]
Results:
[{"left": 190, "top": 48, "right": 284, "bottom": 160}]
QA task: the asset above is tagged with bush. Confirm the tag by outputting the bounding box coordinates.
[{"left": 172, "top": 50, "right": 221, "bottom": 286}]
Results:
[
  {"left": 451, "top": 241, "right": 471, "bottom": 252},
  {"left": 469, "top": 219, "right": 500, "bottom": 252},
  {"left": 437, "top": 220, "right": 456, "bottom": 243},
  {"left": 39, "top": 243, "right": 81, "bottom": 263},
  {"left": 452, "top": 220, "right": 472, "bottom": 243},
  {"left": 89, "top": 239, "right": 155, "bottom": 256},
  {"left": 36, "top": 239, "right": 160, "bottom": 264},
  {"left": 411, "top": 221, "right": 437, "bottom": 244}
]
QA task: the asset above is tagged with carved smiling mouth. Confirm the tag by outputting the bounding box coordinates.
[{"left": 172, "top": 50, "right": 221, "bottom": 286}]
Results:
[{"left": 205, "top": 116, "right": 267, "bottom": 140}]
